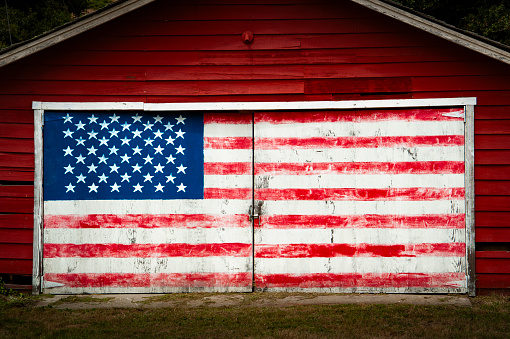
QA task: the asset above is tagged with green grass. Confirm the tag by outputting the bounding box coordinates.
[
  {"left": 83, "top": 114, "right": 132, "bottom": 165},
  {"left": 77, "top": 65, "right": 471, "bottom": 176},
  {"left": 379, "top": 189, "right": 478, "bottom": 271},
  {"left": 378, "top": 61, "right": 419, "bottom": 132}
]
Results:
[{"left": 0, "top": 295, "right": 509, "bottom": 338}]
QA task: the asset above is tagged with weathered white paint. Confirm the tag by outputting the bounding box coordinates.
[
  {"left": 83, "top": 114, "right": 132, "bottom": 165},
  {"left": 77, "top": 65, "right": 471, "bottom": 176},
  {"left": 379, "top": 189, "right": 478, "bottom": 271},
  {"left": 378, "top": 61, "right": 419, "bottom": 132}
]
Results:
[
  {"left": 257, "top": 287, "right": 467, "bottom": 293},
  {"left": 255, "top": 257, "right": 465, "bottom": 275},
  {"left": 255, "top": 229, "right": 466, "bottom": 245},
  {"left": 205, "top": 123, "right": 252, "bottom": 137},
  {"left": 464, "top": 104, "right": 476, "bottom": 296},
  {"left": 32, "top": 101, "right": 144, "bottom": 111},
  {"left": 32, "top": 109, "right": 44, "bottom": 295},
  {"left": 39, "top": 285, "right": 251, "bottom": 294}
]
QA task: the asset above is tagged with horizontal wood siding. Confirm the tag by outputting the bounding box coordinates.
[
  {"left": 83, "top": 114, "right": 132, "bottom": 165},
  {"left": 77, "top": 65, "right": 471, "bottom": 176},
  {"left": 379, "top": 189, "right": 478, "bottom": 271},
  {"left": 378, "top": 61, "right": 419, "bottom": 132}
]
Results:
[{"left": 0, "top": 0, "right": 509, "bottom": 290}]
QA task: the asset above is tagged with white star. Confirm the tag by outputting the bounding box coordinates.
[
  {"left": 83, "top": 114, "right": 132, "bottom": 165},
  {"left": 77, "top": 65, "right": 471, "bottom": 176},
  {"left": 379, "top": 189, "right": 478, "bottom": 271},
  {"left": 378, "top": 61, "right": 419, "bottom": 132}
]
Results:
[
  {"left": 109, "top": 163, "right": 120, "bottom": 173},
  {"left": 143, "top": 154, "right": 153, "bottom": 164},
  {"left": 63, "top": 113, "right": 73, "bottom": 123},
  {"left": 176, "top": 164, "right": 187, "bottom": 174},
  {"left": 175, "top": 145, "right": 185, "bottom": 155},
  {"left": 133, "top": 183, "right": 143, "bottom": 192},
  {"left": 175, "top": 115, "right": 186, "bottom": 125},
  {"left": 177, "top": 183, "right": 186, "bottom": 192},
  {"left": 98, "top": 137, "right": 109, "bottom": 146},
  {"left": 121, "top": 122, "right": 131, "bottom": 131},
  {"left": 110, "top": 113, "right": 120, "bottom": 123},
  {"left": 154, "top": 145, "right": 164, "bottom": 155},
  {"left": 164, "top": 122, "right": 174, "bottom": 131},
  {"left": 88, "top": 183, "right": 99, "bottom": 193},
  {"left": 75, "top": 154, "right": 86, "bottom": 164},
  {"left": 109, "top": 145, "right": 119, "bottom": 155},
  {"left": 132, "top": 163, "right": 142, "bottom": 173},
  {"left": 87, "top": 130, "right": 98, "bottom": 139},
  {"left": 144, "top": 121, "right": 154, "bottom": 131},
  {"left": 63, "top": 129, "right": 74, "bottom": 138},
  {"left": 175, "top": 129, "right": 185, "bottom": 139},
  {"left": 87, "top": 145, "right": 97, "bottom": 155},
  {"left": 63, "top": 146, "right": 74, "bottom": 156},
  {"left": 153, "top": 129, "right": 164, "bottom": 139},
  {"left": 64, "top": 164, "right": 74, "bottom": 174},
  {"left": 132, "top": 129, "right": 143, "bottom": 138},
  {"left": 132, "top": 114, "right": 143, "bottom": 123},
  {"left": 98, "top": 154, "right": 108, "bottom": 164},
  {"left": 76, "top": 173, "right": 86, "bottom": 183},
  {"left": 155, "top": 183, "right": 164, "bottom": 192},
  {"left": 110, "top": 182, "right": 121, "bottom": 192},
  {"left": 154, "top": 163, "right": 164, "bottom": 173},
  {"left": 165, "top": 135, "right": 175, "bottom": 145},
  {"left": 65, "top": 183, "right": 75, "bottom": 193},
  {"left": 99, "top": 120, "right": 110, "bottom": 130},
  {"left": 132, "top": 146, "right": 142, "bottom": 155},
  {"left": 98, "top": 173, "right": 108, "bottom": 183},
  {"left": 121, "top": 173, "right": 131, "bottom": 182},
  {"left": 120, "top": 153, "right": 131, "bottom": 163},
  {"left": 75, "top": 137, "right": 85, "bottom": 146},
  {"left": 144, "top": 137, "right": 154, "bottom": 146},
  {"left": 143, "top": 172, "right": 154, "bottom": 182},
  {"left": 121, "top": 136, "right": 131, "bottom": 145},
  {"left": 154, "top": 115, "right": 164, "bottom": 124},
  {"left": 109, "top": 129, "right": 120, "bottom": 138},
  {"left": 75, "top": 120, "right": 85, "bottom": 130},
  {"left": 87, "top": 163, "right": 98, "bottom": 173},
  {"left": 88, "top": 114, "right": 98, "bottom": 124},
  {"left": 166, "top": 154, "right": 176, "bottom": 164},
  {"left": 166, "top": 174, "right": 176, "bottom": 183}
]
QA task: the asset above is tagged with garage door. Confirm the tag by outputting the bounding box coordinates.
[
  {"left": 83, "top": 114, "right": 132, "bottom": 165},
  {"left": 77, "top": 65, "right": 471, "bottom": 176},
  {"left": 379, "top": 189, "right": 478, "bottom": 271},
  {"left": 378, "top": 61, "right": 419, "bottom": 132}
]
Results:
[{"left": 253, "top": 108, "right": 468, "bottom": 293}]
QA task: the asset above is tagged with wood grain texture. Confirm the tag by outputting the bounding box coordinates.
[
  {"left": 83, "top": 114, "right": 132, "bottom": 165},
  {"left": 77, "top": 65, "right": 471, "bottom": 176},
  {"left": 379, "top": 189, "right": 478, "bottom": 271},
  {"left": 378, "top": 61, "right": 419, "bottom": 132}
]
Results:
[
  {"left": 476, "top": 228, "right": 510, "bottom": 242},
  {"left": 0, "top": 259, "right": 32, "bottom": 274}
]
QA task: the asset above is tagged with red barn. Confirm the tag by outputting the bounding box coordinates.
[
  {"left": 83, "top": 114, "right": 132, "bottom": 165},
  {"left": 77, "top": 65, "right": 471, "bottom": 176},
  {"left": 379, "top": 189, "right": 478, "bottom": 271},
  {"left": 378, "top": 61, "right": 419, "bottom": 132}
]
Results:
[{"left": 0, "top": 0, "right": 509, "bottom": 295}]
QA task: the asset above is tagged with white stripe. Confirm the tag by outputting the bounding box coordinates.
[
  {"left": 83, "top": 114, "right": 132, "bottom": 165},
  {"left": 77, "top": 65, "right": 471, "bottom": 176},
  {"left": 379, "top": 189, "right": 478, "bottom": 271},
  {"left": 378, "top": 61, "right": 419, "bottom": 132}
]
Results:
[
  {"left": 45, "top": 228, "right": 252, "bottom": 245},
  {"left": 255, "top": 257, "right": 465, "bottom": 274},
  {"left": 253, "top": 147, "right": 465, "bottom": 163},
  {"left": 44, "top": 199, "right": 253, "bottom": 215},
  {"left": 204, "top": 123, "right": 251, "bottom": 138},
  {"left": 260, "top": 200, "right": 465, "bottom": 215},
  {"left": 204, "top": 149, "right": 252, "bottom": 162},
  {"left": 255, "top": 229, "right": 465, "bottom": 245},
  {"left": 205, "top": 175, "right": 252, "bottom": 188},
  {"left": 255, "top": 287, "right": 467, "bottom": 293},
  {"left": 44, "top": 257, "right": 252, "bottom": 274},
  {"left": 255, "top": 121, "right": 464, "bottom": 138},
  {"left": 256, "top": 174, "right": 464, "bottom": 189},
  {"left": 42, "top": 286, "right": 251, "bottom": 294}
]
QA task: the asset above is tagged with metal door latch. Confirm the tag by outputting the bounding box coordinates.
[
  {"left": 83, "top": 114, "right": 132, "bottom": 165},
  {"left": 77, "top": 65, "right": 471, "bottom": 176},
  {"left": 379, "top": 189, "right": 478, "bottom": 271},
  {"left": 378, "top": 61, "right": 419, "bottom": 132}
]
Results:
[{"left": 249, "top": 214, "right": 259, "bottom": 222}]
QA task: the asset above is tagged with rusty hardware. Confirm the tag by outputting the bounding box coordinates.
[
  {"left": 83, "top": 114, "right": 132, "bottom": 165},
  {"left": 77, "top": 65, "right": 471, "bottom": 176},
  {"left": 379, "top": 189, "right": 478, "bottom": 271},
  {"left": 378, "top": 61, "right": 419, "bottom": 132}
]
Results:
[{"left": 242, "top": 31, "right": 254, "bottom": 44}]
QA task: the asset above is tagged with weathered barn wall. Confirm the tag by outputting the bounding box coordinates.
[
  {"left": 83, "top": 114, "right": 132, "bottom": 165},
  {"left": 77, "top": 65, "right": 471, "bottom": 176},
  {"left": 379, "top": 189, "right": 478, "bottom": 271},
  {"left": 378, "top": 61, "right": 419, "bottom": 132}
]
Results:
[{"left": 0, "top": 0, "right": 509, "bottom": 292}]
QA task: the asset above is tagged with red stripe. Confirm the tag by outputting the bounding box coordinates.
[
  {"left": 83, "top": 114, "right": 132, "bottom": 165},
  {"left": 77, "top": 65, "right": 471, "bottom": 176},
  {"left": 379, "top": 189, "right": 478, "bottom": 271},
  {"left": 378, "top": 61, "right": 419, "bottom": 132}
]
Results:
[
  {"left": 255, "top": 161, "right": 464, "bottom": 175},
  {"left": 255, "top": 108, "right": 464, "bottom": 124},
  {"left": 204, "top": 162, "right": 252, "bottom": 175},
  {"left": 255, "top": 272, "right": 466, "bottom": 288},
  {"left": 204, "top": 112, "right": 252, "bottom": 124},
  {"left": 204, "top": 137, "right": 252, "bottom": 149},
  {"left": 44, "top": 243, "right": 252, "bottom": 258},
  {"left": 255, "top": 187, "right": 465, "bottom": 201},
  {"left": 44, "top": 272, "right": 252, "bottom": 288},
  {"left": 259, "top": 214, "right": 465, "bottom": 229},
  {"left": 256, "top": 135, "right": 464, "bottom": 149},
  {"left": 44, "top": 214, "right": 250, "bottom": 229},
  {"left": 204, "top": 188, "right": 252, "bottom": 199},
  {"left": 255, "top": 243, "right": 466, "bottom": 258}
]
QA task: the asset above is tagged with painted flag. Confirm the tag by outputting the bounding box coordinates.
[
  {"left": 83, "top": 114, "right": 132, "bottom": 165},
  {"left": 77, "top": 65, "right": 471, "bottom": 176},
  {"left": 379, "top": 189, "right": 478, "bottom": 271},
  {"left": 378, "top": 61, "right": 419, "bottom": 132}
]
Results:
[
  {"left": 251, "top": 108, "right": 467, "bottom": 293},
  {"left": 42, "top": 111, "right": 253, "bottom": 293}
]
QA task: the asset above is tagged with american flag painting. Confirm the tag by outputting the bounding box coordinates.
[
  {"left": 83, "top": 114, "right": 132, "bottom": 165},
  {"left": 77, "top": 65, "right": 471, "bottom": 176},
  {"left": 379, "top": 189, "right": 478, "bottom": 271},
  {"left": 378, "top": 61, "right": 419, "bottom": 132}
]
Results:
[
  {"left": 252, "top": 108, "right": 467, "bottom": 293},
  {"left": 42, "top": 111, "right": 253, "bottom": 293},
  {"left": 41, "top": 107, "right": 467, "bottom": 294}
]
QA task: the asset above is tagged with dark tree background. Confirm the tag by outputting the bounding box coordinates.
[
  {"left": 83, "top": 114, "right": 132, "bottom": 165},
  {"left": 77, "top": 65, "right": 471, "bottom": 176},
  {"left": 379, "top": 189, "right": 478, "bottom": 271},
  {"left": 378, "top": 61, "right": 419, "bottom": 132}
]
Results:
[{"left": 0, "top": 0, "right": 509, "bottom": 49}]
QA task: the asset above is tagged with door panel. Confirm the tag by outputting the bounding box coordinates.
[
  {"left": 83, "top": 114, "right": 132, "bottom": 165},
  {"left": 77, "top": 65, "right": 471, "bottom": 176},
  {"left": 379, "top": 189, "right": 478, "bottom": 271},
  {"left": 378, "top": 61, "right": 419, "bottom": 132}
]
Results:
[{"left": 253, "top": 108, "right": 467, "bottom": 293}]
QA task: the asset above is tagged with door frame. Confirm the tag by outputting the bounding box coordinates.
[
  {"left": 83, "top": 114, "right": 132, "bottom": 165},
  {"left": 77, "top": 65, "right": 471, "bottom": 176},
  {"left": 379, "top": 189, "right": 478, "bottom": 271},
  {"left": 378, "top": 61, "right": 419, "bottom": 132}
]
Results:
[{"left": 33, "top": 97, "right": 476, "bottom": 295}]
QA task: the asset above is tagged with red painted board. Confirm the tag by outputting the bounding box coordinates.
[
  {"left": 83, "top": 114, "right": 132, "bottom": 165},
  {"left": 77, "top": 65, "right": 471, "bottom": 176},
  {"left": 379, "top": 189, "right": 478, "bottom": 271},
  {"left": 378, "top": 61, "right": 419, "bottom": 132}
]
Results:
[
  {"left": 0, "top": 95, "right": 145, "bottom": 110},
  {"left": 475, "top": 166, "right": 510, "bottom": 180},
  {"left": 475, "top": 106, "right": 510, "bottom": 120},
  {"left": 0, "top": 138, "right": 34, "bottom": 153},
  {"left": 0, "top": 110, "right": 33, "bottom": 124},
  {"left": 476, "top": 196, "right": 510, "bottom": 212},
  {"left": 0, "top": 124, "right": 33, "bottom": 139},
  {"left": 476, "top": 120, "right": 510, "bottom": 135},
  {"left": 476, "top": 259, "right": 510, "bottom": 274},
  {"left": 305, "top": 77, "right": 412, "bottom": 94},
  {"left": 476, "top": 274, "right": 510, "bottom": 289},
  {"left": 476, "top": 151, "right": 510, "bottom": 164},
  {"left": 301, "top": 32, "right": 437, "bottom": 49},
  {"left": 0, "top": 259, "right": 32, "bottom": 275},
  {"left": 476, "top": 251, "right": 510, "bottom": 258},
  {"left": 147, "top": 94, "right": 333, "bottom": 103},
  {"left": 0, "top": 243, "right": 32, "bottom": 259},
  {"left": 476, "top": 135, "right": 510, "bottom": 149},
  {"left": 476, "top": 181, "right": 510, "bottom": 195},
  {"left": 413, "top": 91, "right": 510, "bottom": 106},
  {"left": 0, "top": 214, "right": 33, "bottom": 229},
  {"left": 0, "top": 169, "right": 34, "bottom": 182},
  {"left": 476, "top": 212, "right": 510, "bottom": 227},
  {"left": 0, "top": 153, "right": 34, "bottom": 168},
  {"left": 0, "top": 186, "right": 33, "bottom": 198},
  {"left": 476, "top": 228, "right": 510, "bottom": 242},
  {"left": 0, "top": 197, "right": 34, "bottom": 214},
  {"left": 0, "top": 229, "right": 33, "bottom": 244},
  {"left": 413, "top": 76, "right": 510, "bottom": 92}
]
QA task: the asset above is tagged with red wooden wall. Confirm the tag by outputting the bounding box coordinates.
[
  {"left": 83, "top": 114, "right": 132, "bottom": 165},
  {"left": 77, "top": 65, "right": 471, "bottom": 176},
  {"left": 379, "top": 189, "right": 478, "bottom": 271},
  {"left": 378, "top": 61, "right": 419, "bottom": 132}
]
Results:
[{"left": 0, "top": 0, "right": 509, "bottom": 293}]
